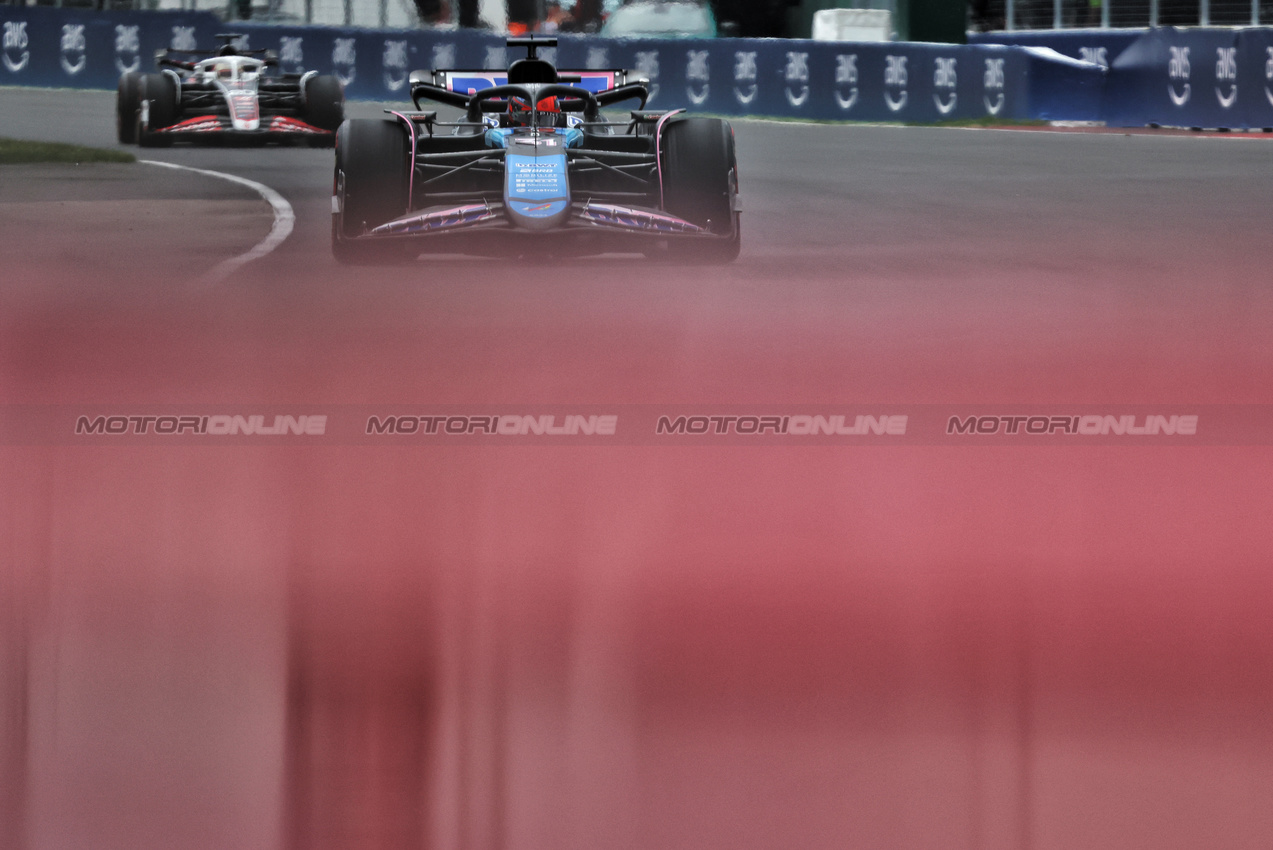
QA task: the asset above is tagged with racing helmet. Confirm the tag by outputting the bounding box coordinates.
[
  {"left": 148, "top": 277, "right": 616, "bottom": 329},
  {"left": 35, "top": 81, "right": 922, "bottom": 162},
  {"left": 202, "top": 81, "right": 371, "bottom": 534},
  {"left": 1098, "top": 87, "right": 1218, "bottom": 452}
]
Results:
[{"left": 508, "top": 95, "right": 560, "bottom": 125}]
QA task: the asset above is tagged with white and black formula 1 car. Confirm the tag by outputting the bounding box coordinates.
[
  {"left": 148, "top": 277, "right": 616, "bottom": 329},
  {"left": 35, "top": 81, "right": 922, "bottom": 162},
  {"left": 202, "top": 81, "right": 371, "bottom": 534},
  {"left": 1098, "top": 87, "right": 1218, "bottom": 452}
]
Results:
[
  {"left": 116, "top": 33, "right": 343, "bottom": 147},
  {"left": 331, "top": 37, "right": 740, "bottom": 263}
]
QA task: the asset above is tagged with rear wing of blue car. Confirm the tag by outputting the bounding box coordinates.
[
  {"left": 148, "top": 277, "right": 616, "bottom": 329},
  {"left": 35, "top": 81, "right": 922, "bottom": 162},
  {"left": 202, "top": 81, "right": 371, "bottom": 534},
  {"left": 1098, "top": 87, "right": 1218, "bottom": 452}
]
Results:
[
  {"left": 408, "top": 37, "right": 650, "bottom": 112},
  {"left": 409, "top": 69, "right": 651, "bottom": 112},
  {"left": 428, "top": 69, "right": 642, "bottom": 95}
]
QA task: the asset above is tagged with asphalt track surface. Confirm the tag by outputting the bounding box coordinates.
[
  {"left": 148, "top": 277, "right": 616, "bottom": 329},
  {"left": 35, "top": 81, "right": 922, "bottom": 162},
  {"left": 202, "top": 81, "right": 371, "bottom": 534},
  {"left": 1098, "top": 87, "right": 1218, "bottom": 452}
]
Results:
[{"left": 3, "top": 86, "right": 1273, "bottom": 850}]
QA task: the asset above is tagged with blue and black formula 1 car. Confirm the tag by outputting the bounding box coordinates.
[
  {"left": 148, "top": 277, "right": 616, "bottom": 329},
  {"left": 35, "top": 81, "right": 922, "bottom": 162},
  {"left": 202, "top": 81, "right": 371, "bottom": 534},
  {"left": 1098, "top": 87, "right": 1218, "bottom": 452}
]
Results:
[{"left": 331, "top": 37, "right": 740, "bottom": 263}]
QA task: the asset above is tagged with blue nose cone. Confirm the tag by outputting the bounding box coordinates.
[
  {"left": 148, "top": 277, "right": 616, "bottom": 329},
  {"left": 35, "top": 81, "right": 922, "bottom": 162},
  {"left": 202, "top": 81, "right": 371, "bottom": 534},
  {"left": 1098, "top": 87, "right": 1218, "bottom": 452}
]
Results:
[{"left": 504, "top": 140, "right": 571, "bottom": 230}]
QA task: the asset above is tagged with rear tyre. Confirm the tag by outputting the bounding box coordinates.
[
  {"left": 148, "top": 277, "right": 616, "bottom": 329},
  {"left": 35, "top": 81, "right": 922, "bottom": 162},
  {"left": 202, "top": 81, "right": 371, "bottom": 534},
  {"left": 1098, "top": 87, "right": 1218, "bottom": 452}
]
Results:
[
  {"left": 304, "top": 74, "right": 344, "bottom": 140},
  {"left": 661, "top": 117, "right": 740, "bottom": 264},
  {"left": 137, "top": 73, "right": 178, "bottom": 148},
  {"left": 332, "top": 118, "right": 412, "bottom": 265},
  {"left": 116, "top": 72, "right": 141, "bottom": 144}
]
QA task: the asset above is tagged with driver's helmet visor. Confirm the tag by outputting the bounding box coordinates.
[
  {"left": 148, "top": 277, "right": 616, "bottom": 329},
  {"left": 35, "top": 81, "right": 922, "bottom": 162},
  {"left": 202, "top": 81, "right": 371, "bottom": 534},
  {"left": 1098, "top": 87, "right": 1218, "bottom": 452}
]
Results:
[{"left": 508, "top": 95, "right": 560, "bottom": 125}]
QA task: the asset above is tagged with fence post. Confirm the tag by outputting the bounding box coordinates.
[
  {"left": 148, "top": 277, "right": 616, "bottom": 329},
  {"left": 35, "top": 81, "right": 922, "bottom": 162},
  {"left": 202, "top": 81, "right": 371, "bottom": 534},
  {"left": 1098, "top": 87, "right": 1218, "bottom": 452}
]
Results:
[
  {"left": 1006, "top": 0, "right": 1014, "bottom": 31},
  {"left": 1200, "top": 0, "right": 1209, "bottom": 24}
]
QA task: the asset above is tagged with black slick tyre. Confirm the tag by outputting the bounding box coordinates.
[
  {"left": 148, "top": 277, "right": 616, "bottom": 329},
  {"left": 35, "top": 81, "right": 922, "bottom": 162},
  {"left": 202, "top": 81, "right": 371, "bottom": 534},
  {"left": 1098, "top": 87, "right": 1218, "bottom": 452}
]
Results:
[
  {"left": 332, "top": 118, "right": 412, "bottom": 265},
  {"left": 661, "top": 116, "right": 740, "bottom": 264},
  {"left": 137, "top": 73, "right": 178, "bottom": 147},
  {"left": 304, "top": 74, "right": 344, "bottom": 138},
  {"left": 116, "top": 72, "right": 141, "bottom": 144}
]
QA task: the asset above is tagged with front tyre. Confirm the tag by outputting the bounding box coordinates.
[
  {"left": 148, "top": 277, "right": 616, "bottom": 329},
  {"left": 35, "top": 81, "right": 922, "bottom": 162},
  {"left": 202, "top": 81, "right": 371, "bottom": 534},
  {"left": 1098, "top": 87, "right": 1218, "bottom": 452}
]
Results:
[
  {"left": 661, "top": 117, "right": 741, "bottom": 264},
  {"left": 304, "top": 74, "right": 344, "bottom": 137},
  {"left": 116, "top": 72, "right": 142, "bottom": 144},
  {"left": 137, "top": 73, "right": 178, "bottom": 148},
  {"left": 332, "top": 118, "right": 412, "bottom": 265}
]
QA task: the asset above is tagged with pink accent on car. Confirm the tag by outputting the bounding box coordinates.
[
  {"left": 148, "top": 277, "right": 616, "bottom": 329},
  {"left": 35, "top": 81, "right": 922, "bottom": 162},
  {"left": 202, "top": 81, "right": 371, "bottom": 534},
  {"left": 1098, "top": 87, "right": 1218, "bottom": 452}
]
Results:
[
  {"left": 653, "top": 109, "right": 685, "bottom": 211},
  {"left": 388, "top": 111, "right": 418, "bottom": 205}
]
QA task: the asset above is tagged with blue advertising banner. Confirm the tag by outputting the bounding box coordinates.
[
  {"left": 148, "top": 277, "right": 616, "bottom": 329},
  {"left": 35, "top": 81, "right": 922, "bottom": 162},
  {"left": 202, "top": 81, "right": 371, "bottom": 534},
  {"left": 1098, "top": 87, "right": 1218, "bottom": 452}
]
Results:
[
  {"left": 1104, "top": 27, "right": 1245, "bottom": 128},
  {"left": 5, "top": 7, "right": 1092, "bottom": 124},
  {"left": 975, "top": 27, "right": 1273, "bottom": 128},
  {"left": 556, "top": 37, "right": 1046, "bottom": 123},
  {"left": 1235, "top": 28, "right": 1273, "bottom": 129},
  {"left": 229, "top": 23, "right": 502, "bottom": 100},
  {"left": 0, "top": 5, "right": 1152, "bottom": 127},
  {"left": 1, "top": 6, "right": 221, "bottom": 90},
  {"left": 562, "top": 38, "right": 1038, "bottom": 122}
]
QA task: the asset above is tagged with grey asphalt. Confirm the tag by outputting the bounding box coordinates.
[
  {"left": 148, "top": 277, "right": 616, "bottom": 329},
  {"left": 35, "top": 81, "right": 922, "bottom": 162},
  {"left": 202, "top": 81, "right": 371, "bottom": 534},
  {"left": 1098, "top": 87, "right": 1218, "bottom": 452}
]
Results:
[
  {"left": 6, "top": 85, "right": 1273, "bottom": 405},
  {"left": 4, "top": 85, "right": 1273, "bottom": 850}
]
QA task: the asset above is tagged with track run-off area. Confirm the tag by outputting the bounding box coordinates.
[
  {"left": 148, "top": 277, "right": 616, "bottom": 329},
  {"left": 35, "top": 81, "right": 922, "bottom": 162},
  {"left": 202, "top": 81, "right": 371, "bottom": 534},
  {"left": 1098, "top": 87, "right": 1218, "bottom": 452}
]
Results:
[{"left": 4, "top": 85, "right": 1273, "bottom": 850}]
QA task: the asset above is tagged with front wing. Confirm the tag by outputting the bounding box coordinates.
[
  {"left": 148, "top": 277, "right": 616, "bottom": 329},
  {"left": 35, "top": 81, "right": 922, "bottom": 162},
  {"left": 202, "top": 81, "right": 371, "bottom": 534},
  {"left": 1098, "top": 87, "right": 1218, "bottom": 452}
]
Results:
[
  {"left": 152, "top": 114, "right": 334, "bottom": 141},
  {"left": 337, "top": 198, "right": 734, "bottom": 255}
]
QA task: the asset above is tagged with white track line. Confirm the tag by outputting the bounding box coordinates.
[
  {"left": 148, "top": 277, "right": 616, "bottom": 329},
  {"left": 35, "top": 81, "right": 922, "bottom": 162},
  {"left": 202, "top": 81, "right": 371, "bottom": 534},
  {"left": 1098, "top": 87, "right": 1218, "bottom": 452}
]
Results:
[{"left": 141, "top": 159, "right": 295, "bottom": 285}]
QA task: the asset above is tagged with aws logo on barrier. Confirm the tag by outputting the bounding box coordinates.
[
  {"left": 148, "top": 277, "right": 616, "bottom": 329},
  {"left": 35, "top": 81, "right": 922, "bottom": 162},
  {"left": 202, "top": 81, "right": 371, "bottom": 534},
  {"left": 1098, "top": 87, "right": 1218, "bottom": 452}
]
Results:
[
  {"left": 1079, "top": 46, "right": 1109, "bottom": 68},
  {"left": 983, "top": 57, "right": 1005, "bottom": 114},
  {"left": 686, "top": 50, "right": 709, "bottom": 105},
  {"left": 884, "top": 55, "right": 907, "bottom": 112},
  {"left": 1266, "top": 48, "right": 1273, "bottom": 107},
  {"left": 785, "top": 51, "right": 809, "bottom": 106},
  {"left": 835, "top": 54, "right": 857, "bottom": 110},
  {"left": 933, "top": 57, "right": 956, "bottom": 114},
  {"left": 2, "top": 20, "right": 27, "bottom": 73},
  {"left": 2, "top": 21, "right": 28, "bottom": 73},
  {"left": 1215, "top": 47, "right": 1237, "bottom": 108},
  {"left": 280, "top": 36, "right": 304, "bottom": 75},
  {"left": 635, "top": 50, "right": 659, "bottom": 100},
  {"left": 1168, "top": 46, "right": 1190, "bottom": 106},
  {"left": 733, "top": 51, "right": 756, "bottom": 104},
  {"left": 332, "top": 37, "right": 357, "bottom": 86},
  {"left": 60, "top": 23, "right": 87, "bottom": 75},
  {"left": 3, "top": 21, "right": 28, "bottom": 73},
  {"left": 383, "top": 39, "right": 411, "bottom": 91},
  {"left": 115, "top": 25, "right": 141, "bottom": 73},
  {"left": 586, "top": 46, "right": 607, "bottom": 70},
  {"left": 171, "top": 26, "right": 197, "bottom": 52}
]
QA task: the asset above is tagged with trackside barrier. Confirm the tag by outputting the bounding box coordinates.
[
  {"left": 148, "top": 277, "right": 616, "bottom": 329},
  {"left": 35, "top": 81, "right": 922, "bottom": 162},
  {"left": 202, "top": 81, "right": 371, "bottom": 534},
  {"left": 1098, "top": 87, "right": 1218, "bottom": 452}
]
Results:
[
  {"left": 0, "top": 7, "right": 1105, "bottom": 124},
  {"left": 968, "top": 29, "right": 1144, "bottom": 69},
  {"left": 1103, "top": 27, "right": 1273, "bottom": 129},
  {"left": 7, "top": 7, "right": 1273, "bottom": 127},
  {"left": 976, "top": 26, "right": 1273, "bottom": 128},
  {"left": 0, "top": 6, "right": 222, "bottom": 90}
]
